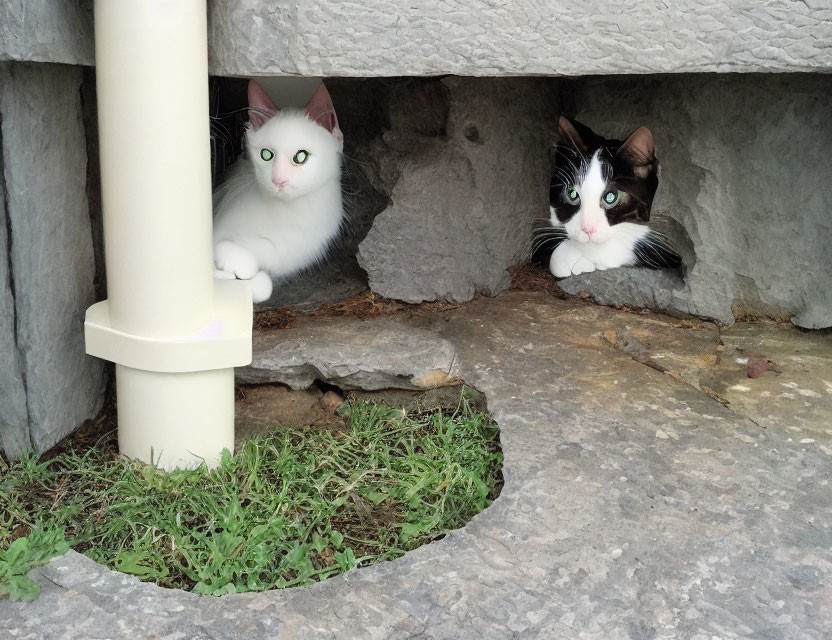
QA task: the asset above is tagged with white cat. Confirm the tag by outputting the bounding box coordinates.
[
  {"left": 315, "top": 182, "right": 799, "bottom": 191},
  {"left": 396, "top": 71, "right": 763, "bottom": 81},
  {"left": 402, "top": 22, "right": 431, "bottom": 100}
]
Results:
[{"left": 213, "top": 80, "right": 344, "bottom": 303}]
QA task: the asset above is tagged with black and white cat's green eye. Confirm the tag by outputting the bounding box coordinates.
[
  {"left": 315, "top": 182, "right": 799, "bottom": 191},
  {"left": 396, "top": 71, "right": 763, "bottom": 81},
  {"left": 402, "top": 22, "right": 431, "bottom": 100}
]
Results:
[
  {"left": 601, "top": 190, "right": 621, "bottom": 208},
  {"left": 292, "top": 150, "right": 309, "bottom": 165},
  {"left": 564, "top": 185, "right": 580, "bottom": 205},
  {"left": 260, "top": 148, "right": 274, "bottom": 161}
]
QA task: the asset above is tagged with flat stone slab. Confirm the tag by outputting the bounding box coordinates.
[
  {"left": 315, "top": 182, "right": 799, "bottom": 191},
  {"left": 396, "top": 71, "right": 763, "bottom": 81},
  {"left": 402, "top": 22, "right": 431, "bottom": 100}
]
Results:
[
  {"left": 237, "top": 316, "right": 460, "bottom": 391},
  {"left": 4, "top": 292, "right": 832, "bottom": 639},
  {"left": 5, "top": 1, "right": 832, "bottom": 75}
]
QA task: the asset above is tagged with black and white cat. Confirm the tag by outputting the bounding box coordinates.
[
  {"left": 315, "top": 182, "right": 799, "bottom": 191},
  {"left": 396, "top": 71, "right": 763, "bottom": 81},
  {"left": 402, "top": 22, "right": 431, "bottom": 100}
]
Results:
[
  {"left": 538, "top": 116, "right": 681, "bottom": 278},
  {"left": 212, "top": 81, "right": 344, "bottom": 303}
]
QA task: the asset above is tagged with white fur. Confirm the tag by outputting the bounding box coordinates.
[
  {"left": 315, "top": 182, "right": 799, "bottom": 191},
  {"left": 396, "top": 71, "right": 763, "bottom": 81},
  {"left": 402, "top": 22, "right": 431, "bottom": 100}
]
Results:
[
  {"left": 549, "top": 151, "right": 648, "bottom": 278},
  {"left": 213, "top": 109, "right": 343, "bottom": 303}
]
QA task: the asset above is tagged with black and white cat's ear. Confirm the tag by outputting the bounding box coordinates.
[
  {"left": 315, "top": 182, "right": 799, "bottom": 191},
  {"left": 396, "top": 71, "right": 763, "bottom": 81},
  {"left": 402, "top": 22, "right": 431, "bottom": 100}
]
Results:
[
  {"left": 306, "top": 83, "right": 344, "bottom": 148},
  {"left": 617, "top": 127, "right": 656, "bottom": 178},
  {"left": 557, "top": 116, "right": 588, "bottom": 156},
  {"left": 247, "top": 80, "right": 278, "bottom": 131}
]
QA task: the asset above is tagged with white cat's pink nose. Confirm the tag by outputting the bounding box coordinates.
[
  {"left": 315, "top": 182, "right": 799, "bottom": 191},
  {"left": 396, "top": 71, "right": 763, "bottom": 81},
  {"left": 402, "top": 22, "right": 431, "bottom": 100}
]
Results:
[
  {"left": 581, "top": 222, "right": 596, "bottom": 236},
  {"left": 272, "top": 176, "right": 289, "bottom": 190}
]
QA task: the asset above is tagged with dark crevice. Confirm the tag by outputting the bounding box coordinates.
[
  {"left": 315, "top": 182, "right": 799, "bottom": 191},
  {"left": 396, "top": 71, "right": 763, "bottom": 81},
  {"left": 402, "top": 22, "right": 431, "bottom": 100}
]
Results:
[{"left": 80, "top": 67, "right": 107, "bottom": 303}]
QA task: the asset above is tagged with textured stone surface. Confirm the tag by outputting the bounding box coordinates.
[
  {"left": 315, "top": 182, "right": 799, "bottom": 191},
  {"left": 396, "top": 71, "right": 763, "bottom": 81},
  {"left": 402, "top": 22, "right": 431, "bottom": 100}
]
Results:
[
  {"left": 0, "top": 123, "right": 29, "bottom": 458},
  {"left": 358, "top": 77, "right": 557, "bottom": 303},
  {"left": 0, "top": 0, "right": 94, "bottom": 66},
  {"left": 4, "top": 292, "right": 832, "bottom": 638},
  {"left": 0, "top": 62, "right": 105, "bottom": 455},
  {"left": 590, "top": 308, "right": 832, "bottom": 439},
  {"left": 208, "top": 1, "right": 832, "bottom": 76},
  {"left": 237, "top": 316, "right": 460, "bottom": 390},
  {"left": 5, "top": 2, "right": 832, "bottom": 76},
  {"left": 559, "top": 73, "right": 832, "bottom": 328},
  {"left": 560, "top": 267, "right": 701, "bottom": 321}
]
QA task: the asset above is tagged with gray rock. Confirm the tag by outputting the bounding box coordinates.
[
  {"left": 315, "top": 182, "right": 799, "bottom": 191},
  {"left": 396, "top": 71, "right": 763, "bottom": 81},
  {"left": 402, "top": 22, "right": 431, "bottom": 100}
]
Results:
[
  {"left": 237, "top": 316, "right": 459, "bottom": 390},
  {"left": 558, "top": 267, "right": 732, "bottom": 323},
  {"left": 358, "top": 77, "right": 557, "bottom": 303},
  {"left": 0, "top": 63, "right": 105, "bottom": 455},
  {"left": 560, "top": 73, "right": 832, "bottom": 328}
]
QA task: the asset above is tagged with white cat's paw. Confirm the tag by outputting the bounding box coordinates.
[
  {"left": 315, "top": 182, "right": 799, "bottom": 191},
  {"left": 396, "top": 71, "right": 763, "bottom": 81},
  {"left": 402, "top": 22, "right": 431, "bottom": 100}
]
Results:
[
  {"left": 250, "top": 271, "right": 273, "bottom": 303},
  {"left": 214, "top": 241, "right": 259, "bottom": 280},
  {"left": 213, "top": 268, "right": 236, "bottom": 280}
]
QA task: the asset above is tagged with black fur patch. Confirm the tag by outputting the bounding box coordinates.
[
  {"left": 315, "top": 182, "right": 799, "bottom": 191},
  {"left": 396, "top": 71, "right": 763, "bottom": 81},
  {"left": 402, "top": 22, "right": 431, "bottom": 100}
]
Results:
[{"left": 634, "top": 231, "right": 682, "bottom": 270}]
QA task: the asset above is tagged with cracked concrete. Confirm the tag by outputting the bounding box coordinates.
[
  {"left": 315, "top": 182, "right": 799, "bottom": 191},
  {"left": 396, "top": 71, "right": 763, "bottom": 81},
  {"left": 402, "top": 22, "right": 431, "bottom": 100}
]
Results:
[{"left": 3, "top": 291, "right": 831, "bottom": 639}]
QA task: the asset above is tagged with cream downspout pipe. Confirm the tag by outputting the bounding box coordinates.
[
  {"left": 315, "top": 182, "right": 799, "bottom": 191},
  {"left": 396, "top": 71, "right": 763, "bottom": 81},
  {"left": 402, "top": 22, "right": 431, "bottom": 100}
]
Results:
[{"left": 85, "top": 0, "right": 251, "bottom": 470}]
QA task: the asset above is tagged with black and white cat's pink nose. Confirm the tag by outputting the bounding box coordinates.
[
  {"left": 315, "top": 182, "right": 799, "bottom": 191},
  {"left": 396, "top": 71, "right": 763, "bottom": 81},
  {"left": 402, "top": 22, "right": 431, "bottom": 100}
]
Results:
[{"left": 580, "top": 221, "right": 598, "bottom": 237}]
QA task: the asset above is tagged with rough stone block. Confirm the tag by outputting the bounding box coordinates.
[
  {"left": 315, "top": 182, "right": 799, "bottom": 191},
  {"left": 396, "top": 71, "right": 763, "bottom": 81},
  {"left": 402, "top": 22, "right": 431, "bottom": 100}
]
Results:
[
  {"left": 238, "top": 316, "right": 459, "bottom": 390},
  {"left": 357, "top": 77, "right": 557, "bottom": 303},
  {"left": 207, "top": 2, "right": 832, "bottom": 77},
  {"left": 0, "top": 134, "right": 29, "bottom": 458},
  {"left": 4, "top": 2, "right": 832, "bottom": 77},
  {"left": 0, "top": 1, "right": 94, "bottom": 66},
  {"left": 0, "top": 62, "right": 105, "bottom": 455},
  {"left": 560, "top": 74, "right": 832, "bottom": 328}
]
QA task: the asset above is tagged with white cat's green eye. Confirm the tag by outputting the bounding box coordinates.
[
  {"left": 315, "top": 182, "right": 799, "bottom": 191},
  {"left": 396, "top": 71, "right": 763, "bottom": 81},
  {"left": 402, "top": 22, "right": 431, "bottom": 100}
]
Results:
[
  {"left": 260, "top": 148, "right": 274, "bottom": 161},
  {"left": 292, "top": 150, "right": 309, "bottom": 165},
  {"left": 564, "top": 186, "right": 580, "bottom": 205},
  {"left": 602, "top": 190, "right": 621, "bottom": 208}
]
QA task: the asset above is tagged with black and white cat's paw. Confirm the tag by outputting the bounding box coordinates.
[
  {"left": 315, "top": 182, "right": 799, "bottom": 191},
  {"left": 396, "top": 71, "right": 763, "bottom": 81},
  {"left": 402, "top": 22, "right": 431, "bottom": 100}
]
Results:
[
  {"left": 214, "top": 241, "right": 259, "bottom": 280},
  {"left": 549, "top": 242, "right": 596, "bottom": 278}
]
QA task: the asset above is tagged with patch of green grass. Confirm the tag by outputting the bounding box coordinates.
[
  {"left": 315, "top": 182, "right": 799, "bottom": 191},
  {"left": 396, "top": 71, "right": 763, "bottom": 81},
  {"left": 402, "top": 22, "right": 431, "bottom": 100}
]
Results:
[{"left": 0, "top": 391, "right": 502, "bottom": 596}]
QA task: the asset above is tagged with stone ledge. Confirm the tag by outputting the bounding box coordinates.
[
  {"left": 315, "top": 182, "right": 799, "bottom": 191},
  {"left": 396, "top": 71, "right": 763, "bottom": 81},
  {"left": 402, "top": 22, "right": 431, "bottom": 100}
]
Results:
[
  {"left": 237, "top": 316, "right": 460, "bottom": 391},
  {"left": 3, "top": 2, "right": 832, "bottom": 75}
]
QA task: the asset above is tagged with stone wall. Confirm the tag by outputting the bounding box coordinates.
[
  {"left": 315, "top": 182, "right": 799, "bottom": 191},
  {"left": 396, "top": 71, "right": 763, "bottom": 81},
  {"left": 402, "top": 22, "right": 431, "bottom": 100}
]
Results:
[
  {"left": 4, "top": 2, "right": 832, "bottom": 75},
  {"left": 0, "top": 63, "right": 105, "bottom": 458},
  {"left": 557, "top": 74, "right": 832, "bottom": 328}
]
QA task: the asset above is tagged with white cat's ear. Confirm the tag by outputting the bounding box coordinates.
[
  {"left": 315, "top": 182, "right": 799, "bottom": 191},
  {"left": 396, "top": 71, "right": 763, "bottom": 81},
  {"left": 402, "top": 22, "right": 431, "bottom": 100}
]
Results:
[
  {"left": 306, "top": 83, "right": 343, "bottom": 147},
  {"left": 247, "top": 80, "right": 278, "bottom": 131},
  {"left": 617, "top": 127, "right": 656, "bottom": 178},
  {"left": 557, "top": 116, "right": 588, "bottom": 156}
]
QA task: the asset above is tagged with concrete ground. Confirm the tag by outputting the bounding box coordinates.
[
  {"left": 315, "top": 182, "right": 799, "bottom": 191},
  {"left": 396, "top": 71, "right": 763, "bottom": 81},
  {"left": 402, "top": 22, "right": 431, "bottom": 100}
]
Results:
[{"left": 3, "top": 291, "right": 831, "bottom": 639}]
